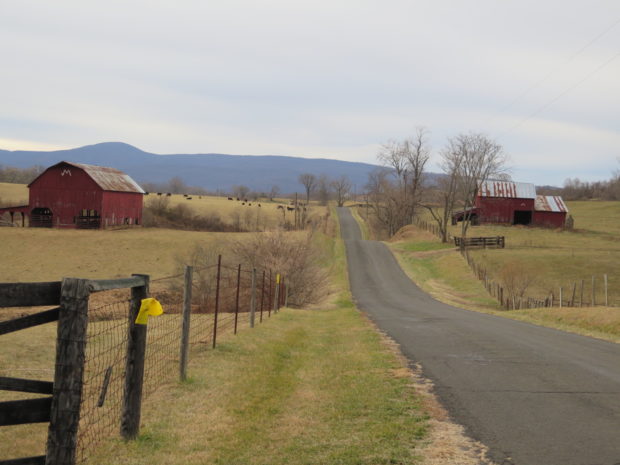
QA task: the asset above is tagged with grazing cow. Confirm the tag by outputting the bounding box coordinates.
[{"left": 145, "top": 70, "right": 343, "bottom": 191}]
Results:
[
  {"left": 243, "top": 198, "right": 248, "bottom": 202},
  {"left": 248, "top": 203, "right": 252, "bottom": 206},
  {"left": 277, "top": 205, "right": 284, "bottom": 210},
  {"left": 187, "top": 197, "right": 192, "bottom": 200},
  {"left": 166, "top": 193, "right": 172, "bottom": 196},
  {"left": 183, "top": 194, "right": 188, "bottom": 197},
  {"left": 258, "top": 204, "right": 261, "bottom": 207},
  {"left": 157, "top": 192, "right": 162, "bottom": 196},
  {"left": 228, "top": 197, "right": 233, "bottom": 200},
  {"left": 236, "top": 197, "right": 240, "bottom": 201},
  {"left": 242, "top": 202, "right": 245, "bottom": 205},
  {"left": 287, "top": 207, "right": 295, "bottom": 211}
]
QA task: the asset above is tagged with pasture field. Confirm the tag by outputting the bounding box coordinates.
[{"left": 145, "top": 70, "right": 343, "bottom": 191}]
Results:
[
  {"left": 144, "top": 192, "right": 328, "bottom": 230},
  {"left": 0, "top": 226, "right": 229, "bottom": 283},
  {"left": 384, "top": 201, "right": 620, "bottom": 342},
  {"left": 0, "top": 182, "right": 28, "bottom": 205}
]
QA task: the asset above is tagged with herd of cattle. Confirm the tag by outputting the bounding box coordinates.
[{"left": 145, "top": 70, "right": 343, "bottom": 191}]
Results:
[{"left": 147, "top": 192, "right": 308, "bottom": 211}]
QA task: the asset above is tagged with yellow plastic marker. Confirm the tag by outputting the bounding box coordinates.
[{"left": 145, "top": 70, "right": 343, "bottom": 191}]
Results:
[{"left": 135, "top": 298, "right": 164, "bottom": 325}]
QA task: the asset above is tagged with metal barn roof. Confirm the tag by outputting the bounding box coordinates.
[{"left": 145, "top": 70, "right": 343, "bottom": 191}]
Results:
[
  {"left": 478, "top": 180, "right": 536, "bottom": 199},
  {"left": 30, "top": 161, "right": 145, "bottom": 194},
  {"left": 535, "top": 195, "right": 569, "bottom": 213}
]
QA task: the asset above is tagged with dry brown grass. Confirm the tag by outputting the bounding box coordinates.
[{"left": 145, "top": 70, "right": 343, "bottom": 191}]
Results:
[
  {"left": 0, "top": 182, "right": 28, "bottom": 205},
  {"left": 0, "top": 227, "right": 236, "bottom": 282}
]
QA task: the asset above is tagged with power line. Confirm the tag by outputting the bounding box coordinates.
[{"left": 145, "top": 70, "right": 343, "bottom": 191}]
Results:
[
  {"left": 503, "top": 49, "right": 620, "bottom": 134},
  {"left": 496, "top": 16, "right": 620, "bottom": 117}
]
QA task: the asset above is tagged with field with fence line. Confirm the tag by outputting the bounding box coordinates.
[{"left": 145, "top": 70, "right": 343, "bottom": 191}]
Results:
[
  {"left": 383, "top": 202, "right": 620, "bottom": 342},
  {"left": 0, "top": 253, "right": 286, "bottom": 464}
]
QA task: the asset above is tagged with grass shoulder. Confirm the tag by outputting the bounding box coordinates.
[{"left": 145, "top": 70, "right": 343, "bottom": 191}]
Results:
[{"left": 388, "top": 225, "right": 620, "bottom": 343}]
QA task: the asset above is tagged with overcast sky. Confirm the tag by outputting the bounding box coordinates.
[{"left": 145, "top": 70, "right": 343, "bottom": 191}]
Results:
[{"left": 1, "top": 0, "right": 619, "bottom": 186}]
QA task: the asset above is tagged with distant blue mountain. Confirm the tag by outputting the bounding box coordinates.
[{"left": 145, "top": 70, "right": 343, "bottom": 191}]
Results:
[{"left": 0, "top": 142, "right": 394, "bottom": 193}]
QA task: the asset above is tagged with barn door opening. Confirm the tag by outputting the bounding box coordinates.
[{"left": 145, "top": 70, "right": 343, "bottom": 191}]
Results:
[
  {"left": 31, "top": 207, "right": 53, "bottom": 227},
  {"left": 76, "top": 209, "right": 101, "bottom": 229},
  {"left": 513, "top": 210, "right": 532, "bottom": 225}
]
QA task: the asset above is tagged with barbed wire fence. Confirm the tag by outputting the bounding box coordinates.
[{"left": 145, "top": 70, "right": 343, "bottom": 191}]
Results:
[{"left": 72, "top": 255, "right": 286, "bottom": 464}]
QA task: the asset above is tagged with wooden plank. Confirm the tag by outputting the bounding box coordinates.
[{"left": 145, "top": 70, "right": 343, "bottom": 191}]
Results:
[
  {"left": 88, "top": 276, "right": 148, "bottom": 292},
  {"left": 0, "top": 308, "right": 59, "bottom": 336},
  {"left": 0, "top": 456, "right": 46, "bottom": 465},
  {"left": 0, "top": 397, "right": 52, "bottom": 426},
  {"left": 0, "top": 282, "right": 61, "bottom": 308},
  {"left": 0, "top": 377, "right": 53, "bottom": 394}
]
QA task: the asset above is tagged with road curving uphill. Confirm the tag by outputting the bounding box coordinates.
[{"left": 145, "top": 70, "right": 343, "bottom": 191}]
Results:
[{"left": 338, "top": 207, "right": 620, "bottom": 465}]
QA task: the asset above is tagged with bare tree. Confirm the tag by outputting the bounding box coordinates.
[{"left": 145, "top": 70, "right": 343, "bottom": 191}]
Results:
[
  {"left": 269, "top": 185, "right": 280, "bottom": 201},
  {"left": 367, "top": 128, "right": 430, "bottom": 236},
  {"left": 298, "top": 173, "right": 317, "bottom": 203},
  {"left": 232, "top": 184, "right": 250, "bottom": 199},
  {"left": 424, "top": 132, "right": 508, "bottom": 242},
  {"left": 317, "top": 174, "right": 331, "bottom": 206},
  {"left": 331, "top": 175, "right": 352, "bottom": 207},
  {"left": 168, "top": 176, "right": 187, "bottom": 194}
]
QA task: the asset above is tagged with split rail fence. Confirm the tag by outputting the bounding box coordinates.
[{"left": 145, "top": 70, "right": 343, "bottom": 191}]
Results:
[{"left": 0, "top": 255, "right": 286, "bottom": 465}]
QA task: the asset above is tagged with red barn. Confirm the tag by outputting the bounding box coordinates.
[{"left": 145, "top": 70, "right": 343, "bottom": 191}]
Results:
[
  {"left": 452, "top": 180, "right": 568, "bottom": 228},
  {"left": 21, "top": 161, "right": 144, "bottom": 229},
  {"left": 533, "top": 195, "right": 568, "bottom": 228}
]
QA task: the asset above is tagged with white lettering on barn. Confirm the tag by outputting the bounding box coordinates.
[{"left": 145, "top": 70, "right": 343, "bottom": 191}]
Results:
[{"left": 61, "top": 169, "right": 72, "bottom": 176}]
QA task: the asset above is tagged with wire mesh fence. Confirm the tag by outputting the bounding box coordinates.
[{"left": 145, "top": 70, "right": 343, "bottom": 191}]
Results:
[{"left": 72, "top": 255, "right": 286, "bottom": 464}]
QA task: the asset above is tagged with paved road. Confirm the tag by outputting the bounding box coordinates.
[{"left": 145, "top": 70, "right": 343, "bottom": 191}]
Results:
[{"left": 338, "top": 207, "right": 620, "bottom": 465}]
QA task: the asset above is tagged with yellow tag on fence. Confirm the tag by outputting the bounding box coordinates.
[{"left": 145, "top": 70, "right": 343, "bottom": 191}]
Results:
[{"left": 135, "top": 298, "right": 164, "bottom": 325}]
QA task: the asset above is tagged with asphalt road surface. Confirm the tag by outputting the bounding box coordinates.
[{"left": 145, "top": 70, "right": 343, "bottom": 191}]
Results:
[{"left": 338, "top": 207, "right": 620, "bottom": 465}]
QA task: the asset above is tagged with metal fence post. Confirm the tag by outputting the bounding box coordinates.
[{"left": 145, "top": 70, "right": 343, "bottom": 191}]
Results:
[
  {"left": 121, "top": 274, "right": 149, "bottom": 440},
  {"left": 250, "top": 268, "right": 256, "bottom": 328},
  {"left": 273, "top": 274, "right": 280, "bottom": 313},
  {"left": 234, "top": 264, "right": 241, "bottom": 334},
  {"left": 180, "top": 266, "right": 193, "bottom": 382},
  {"left": 259, "top": 270, "right": 265, "bottom": 323},
  {"left": 212, "top": 255, "right": 222, "bottom": 348},
  {"left": 46, "top": 278, "right": 90, "bottom": 465}
]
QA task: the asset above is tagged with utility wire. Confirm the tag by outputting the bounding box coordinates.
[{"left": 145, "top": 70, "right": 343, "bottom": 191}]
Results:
[
  {"left": 496, "top": 16, "right": 620, "bottom": 118},
  {"left": 503, "top": 49, "right": 620, "bottom": 134}
]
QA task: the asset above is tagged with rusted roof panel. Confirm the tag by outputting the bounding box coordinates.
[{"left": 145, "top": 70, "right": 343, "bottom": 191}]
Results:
[
  {"left": 535, "top": 195, "right": 568, "bottom": 213},
  {"left": 65, "top": 162, "right": 145, "bottom": 193},
  {"left": 478, "top": 180, "right": 536, "bottom": 199}
]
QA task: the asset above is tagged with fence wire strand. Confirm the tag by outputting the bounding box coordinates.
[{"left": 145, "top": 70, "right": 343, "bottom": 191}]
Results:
[{"left": 74, "top": 256, "right": 284, "bottom": 464}]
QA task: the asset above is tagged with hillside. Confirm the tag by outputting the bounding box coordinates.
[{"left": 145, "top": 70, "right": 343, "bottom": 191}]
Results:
[{"left": 0, "top": 142, "right": 399, "bottom": 193}]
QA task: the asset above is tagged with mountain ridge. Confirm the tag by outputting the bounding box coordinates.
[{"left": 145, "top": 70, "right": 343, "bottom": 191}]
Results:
[{"left": 0, "top": 142, "right": 392, "bottom": 193}]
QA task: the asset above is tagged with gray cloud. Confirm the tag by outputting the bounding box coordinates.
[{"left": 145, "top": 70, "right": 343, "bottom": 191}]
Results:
[{"left": 1, "top": 0, "right": 619, "bottom": 186}]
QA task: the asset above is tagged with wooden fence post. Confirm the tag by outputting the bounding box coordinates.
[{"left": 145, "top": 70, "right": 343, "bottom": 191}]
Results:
[
  {"left": 46, "top": 278, "right": 91, "bottom": 465},
  {"left": 121, "top": 274, "right": 149, "bottom": 440},
  {"left": 180, "top": 266, "right": 193, "bottom": 382},
  {"left": 604, "top": 274, "right": 608, "bottom": 307},
  {"left": 580, "top": 279, "right": 584, "bottom": 307},
  {"left": 250, "top": 268, "right": 256, "bottom": 328},
  {"left": 559, "top": 287, "right": 563, "bottom": 308}
]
